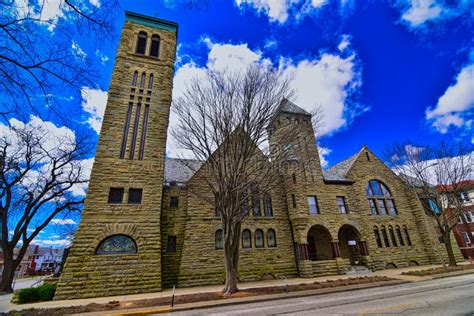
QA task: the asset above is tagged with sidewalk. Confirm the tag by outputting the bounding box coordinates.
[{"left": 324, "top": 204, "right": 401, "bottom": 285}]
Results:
[{"left": 1, "top": 263, "right": 472, "bottom": 314}]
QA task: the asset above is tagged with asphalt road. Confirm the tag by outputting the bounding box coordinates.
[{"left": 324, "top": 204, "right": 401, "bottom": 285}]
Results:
[{"left": 166, "top": 274, "right": 474, "bottom": 316}]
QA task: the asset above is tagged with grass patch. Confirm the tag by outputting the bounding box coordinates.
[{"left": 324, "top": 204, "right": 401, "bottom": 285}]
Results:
[{"left": 401, "top": 264, "right": 474, "bottom": 276}]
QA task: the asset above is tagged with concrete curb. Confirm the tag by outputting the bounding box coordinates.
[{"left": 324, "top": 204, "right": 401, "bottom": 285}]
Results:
[
  {"left": 430, "top": 269, "right": 474, "bottom": 280},
  {"left": 88, "top": 279, "right": 410, "bottom": 316}
]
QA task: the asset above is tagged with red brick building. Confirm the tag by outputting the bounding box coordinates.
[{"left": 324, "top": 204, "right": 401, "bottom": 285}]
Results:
[{"left": 448, "top": 181, "right": 474, "bottom": 259}]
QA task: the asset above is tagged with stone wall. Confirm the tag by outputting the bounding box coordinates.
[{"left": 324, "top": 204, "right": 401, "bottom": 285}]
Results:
[
  {"left": 55, "top": 15, "right": 177, "bottom": 300},
  {"left": 174, "top": 171, "right": 298, "bottom": 287},
  {"left": 161, "top": 186, "right": 188, "bottom": 288}
]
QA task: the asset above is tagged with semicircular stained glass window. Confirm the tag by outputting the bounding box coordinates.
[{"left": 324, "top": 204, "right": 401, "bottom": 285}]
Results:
[{"left": 96, "top": 234, "right": 137, "bottom": 255}]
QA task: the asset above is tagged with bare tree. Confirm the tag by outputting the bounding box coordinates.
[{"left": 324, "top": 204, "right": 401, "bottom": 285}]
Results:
[
  {"left": 386, "top": 141, "right": 473, "bottom": 266},
  {"left": 172, "top": 65, "right": 320, "bottom": 294},
  {"left": 0, "top": 0, "right": 119, "bottom": 121},
  {"left": 0, "top": 119, "right": 91, "bottom": 292}
]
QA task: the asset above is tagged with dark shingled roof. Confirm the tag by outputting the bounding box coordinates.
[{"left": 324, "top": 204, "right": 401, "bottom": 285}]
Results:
[
  {"left": 278, "top": 99, "right": 311, "bottom": 116},
  {"left": 323, "top": 152, "right": 359, "bottom": 181},
  {"left": 164, "top": 158, "right": 202, "bottom": 184}
]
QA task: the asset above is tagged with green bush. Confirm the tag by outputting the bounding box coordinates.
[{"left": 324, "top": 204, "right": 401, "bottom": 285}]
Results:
[
  {"left": 18, "top": 288, "right": 40, "bottom": 304},
  {"left": 37, "top": 284, "right": 56, "bottom": 301},
  {"left": 17, "top": 284, "right": 56, "bottom": 304}
]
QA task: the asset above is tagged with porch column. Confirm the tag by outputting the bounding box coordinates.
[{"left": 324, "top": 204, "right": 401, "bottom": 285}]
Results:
[
  {"left": 359, "top": 240, "right": 369, "bottom": 256},
  {"left": 331, "top": 241, "right": 341, "bottom": 258},
  {"left": 298, "top": 243, "right": 309, "bottom": 261}
]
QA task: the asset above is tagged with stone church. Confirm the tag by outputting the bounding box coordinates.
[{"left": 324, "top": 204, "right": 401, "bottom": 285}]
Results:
[{"left": 55, "top": 12, "right": 463, "bottom": 299}]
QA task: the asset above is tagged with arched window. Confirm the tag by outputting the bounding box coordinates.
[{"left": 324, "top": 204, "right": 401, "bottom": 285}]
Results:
[
  {"left": 267, "top": 229, "right": 277, "bottom": 247},
  {"left": 136, "top": 31, "right": 147, "bottom": 54},
  {"left": 263, "top": 194, "right": 273, "bottom": 217},
  {"left": 215, "top": 229, "right": 223, "bottom": 250},
  {"left": 255, "top": 229, "right": 264, "bottom": 248},
  {"left": 366, "top": 180, "right": 397, "bottom": 216},
  {"left": 242, "top": 229, "right": 251, "bottom": 248},
  {"left": 373, "top": 226, "right": 383, "bottom": 248},
  {"left": 381, "top": 226, "right": 390, "bottom": 247},
  {"left": 140, "top": 72, "right": 146, "bottom": 88},
  {"left": 132, "top": 71, "right": 138, "bottom": 86},
  {"left": 403, "top": 226, "right": 412, "bottom": 246},
  {"left": 251, "top": 183, "right": 261, "bottom": 217},
  {"left": 149, "top": 35, "right": 160, "bottom": 57},
  {"left": 96, "top": 234, "right": 137, "bottom": 255},
  {"left": 396, "top": 226, "right": 405, "bottom": 246},
  {"left": 389, "top": 226, "right": 398, "bottom": 247},
  {"left": 148, "top": 74, "right": 154, "bottom": 90}
]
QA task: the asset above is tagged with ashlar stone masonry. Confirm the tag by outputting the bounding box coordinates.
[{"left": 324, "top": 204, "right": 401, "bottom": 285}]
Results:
[{"left": 56, "top": 12, "right": 463, "bottom": 300}]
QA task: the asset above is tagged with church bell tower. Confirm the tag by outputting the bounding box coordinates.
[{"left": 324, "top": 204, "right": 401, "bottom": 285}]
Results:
[{"left": 55, "top": 12, "right": 178, "bottom": 299}]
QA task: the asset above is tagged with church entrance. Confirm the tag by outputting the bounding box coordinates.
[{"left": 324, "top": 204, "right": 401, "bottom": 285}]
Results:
[
  {"left": 307, "top": 225, "right": 333, "bottom": 261},
  {"left": 338, "top": 225, "right": 362, "bottom": 265}
]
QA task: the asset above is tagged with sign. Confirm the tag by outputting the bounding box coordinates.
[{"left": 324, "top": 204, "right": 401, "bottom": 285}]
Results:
[{"left": 348, "top": 240, "right": 356, "bottom": 246}]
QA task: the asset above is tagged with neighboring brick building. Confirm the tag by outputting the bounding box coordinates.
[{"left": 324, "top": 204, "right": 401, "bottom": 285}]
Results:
[
  {"left": 448, "top": 181, "right": 474, "bottom": 259},
  {"left": 55, "top": 12, "right": 463, "bottom": 300}
]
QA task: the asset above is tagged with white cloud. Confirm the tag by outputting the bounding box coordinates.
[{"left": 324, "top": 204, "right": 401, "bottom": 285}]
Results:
[
  {"left": 398, "top": 0, "right": 473, "bottom": 29},
  {"left": 235, "top": 0, "right": 329, "bottom": 23},
  {"left": 69, "top": 157, "right": 94, "bottom": 196},
  {"left": 33, "top": 238, "right": 72, "bottom": 246},
  {"left": 95, "top": 49, "right": 109, "bottom": 65},
  {"left": 426, "top": 63, "right": 474, "bottom": 133},
  {"left": 72, "top": 40, "right": 87, "bottom": 60},
  {"left": 280, "top": 52, "right": 364, "bottom": 136},
  {"left": 38, "top": 0, "right": 67, "bottom": 31},
  {"left": 51, "top": 218, "right": 76, "bottom": 225},
  {"left": 264, "top": 38, "right": 278, "bottom": 50},
  {"left": 168, "top": 36, "right": 364, "bottom": 157},
  {"left": 401, "top": 0, "right": 442, "bottom": 27},
  {"left": 338, "top": 34, "right": 351, "bottom": 52},
  {"left": 318, "top": 145, "right": 332, "bottom": 168},
  {"left": 81, "top": 87, "right": 108, "bottom": 134},
  {"left": 0, "top": 115, "right": 90, "bottom": 198},
  {"left": 235, "top": 0, "right": 290, "bottom": 23}
]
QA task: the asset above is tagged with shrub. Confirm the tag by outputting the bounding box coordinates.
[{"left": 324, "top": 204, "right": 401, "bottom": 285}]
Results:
[
  {"left": 37, "top": 284, "right": 56, "bottom": 301},
  {"left": 18, "top": 288, "right": 40, "bottom": 304},
  {"left": 17, "top": 284, "right": 56, "bottom": 304}
]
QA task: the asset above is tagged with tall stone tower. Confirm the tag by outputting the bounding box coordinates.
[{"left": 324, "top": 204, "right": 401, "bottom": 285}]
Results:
[{"left": 55, "top": 12, "right": 178, "bottom": 299}]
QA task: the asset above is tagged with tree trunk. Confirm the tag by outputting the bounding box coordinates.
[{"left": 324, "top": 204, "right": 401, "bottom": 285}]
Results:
[
  {"left": 222, "top": 222, "right": 241, "bottom": 295},
  {"left": 0, "top": 258, "right": 16, "bottom": 293},
  {"left": 443, "top": 231, "right": 457, "bottom": 266}
]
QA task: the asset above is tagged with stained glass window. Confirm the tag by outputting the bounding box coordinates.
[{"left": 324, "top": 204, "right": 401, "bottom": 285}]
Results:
[
  {"left": 96, "top": 235, "right": 137, "bottom": 255},
  {"left": 255, "top": 229, "right": 264, "bottom": 248},
  {"left": 263, "top": 194, "right": 273, "bottom": 217},
  {"left": 242, "top": 229, "right": 251, "bottom": 248},
  {"left": 215, "top": 229, "right": 223, "bottom": 250},
  {"left": 366, "top": 180, "right": 396, "bottom": 216},
  {"left": 267, "top": 229, "right": 276, "bottom": 247}
]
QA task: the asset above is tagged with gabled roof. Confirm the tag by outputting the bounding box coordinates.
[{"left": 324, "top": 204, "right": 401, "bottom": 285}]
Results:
[
  {"left": 323, "top": 152, "right": 359, "bottom": 181},
  {"left": 276, "top": 99, "right": 311, "bottom": 116},
  {"left": 164, "top": 158, "right": 202, "bottom": 185}
]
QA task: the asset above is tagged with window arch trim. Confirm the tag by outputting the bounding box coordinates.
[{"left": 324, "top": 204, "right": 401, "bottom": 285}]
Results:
[
  {"left": 215, "top": 229, "right": 223, "bottom": 250},
  {"left": 255, "top": 229, "right": 264, "bottom": 248},
  {"left": 366, "top": 179, "right": 392, "bottom": 197},
  {"left": 242, "top": 229, "right": 252, "bottom": 249},
  {"left": 95, "top": 234, "right": 137, "bottom": 255},
  {"left": 149, "top": 34, "right": 161, "bottom": 58},
  {"left": 135, "top": 31, "right": 148, "bottom": 55},
  {"left": 267, "top": 228, "right": 277, "bottom": 247}
]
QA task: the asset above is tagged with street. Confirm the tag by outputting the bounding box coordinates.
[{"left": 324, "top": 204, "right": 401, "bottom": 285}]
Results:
[{"left": 166, "top": 274, "right": 474, "bottom": 315}]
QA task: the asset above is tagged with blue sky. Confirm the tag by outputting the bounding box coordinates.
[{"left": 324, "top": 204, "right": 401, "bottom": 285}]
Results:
[{"left": 2, "top": 0, "right": 473, "bottom": 247}]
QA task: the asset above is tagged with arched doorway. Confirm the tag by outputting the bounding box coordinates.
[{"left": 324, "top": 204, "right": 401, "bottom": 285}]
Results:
[
  {"left": 338, "top": 225, "right": 361, "bottom": 265},
  {"left": 307, "top": 225, "right": 333, "bottom": 261}
]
